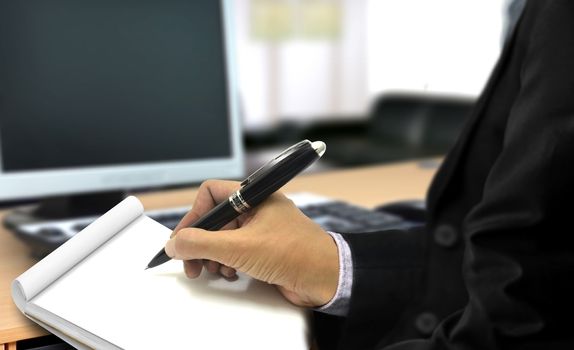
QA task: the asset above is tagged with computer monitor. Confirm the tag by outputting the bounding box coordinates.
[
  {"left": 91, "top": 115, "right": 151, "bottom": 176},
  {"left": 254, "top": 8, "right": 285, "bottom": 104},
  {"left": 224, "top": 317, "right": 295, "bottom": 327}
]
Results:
[{"left": 0, "top": 0, "right": 244, "bottom": 219}]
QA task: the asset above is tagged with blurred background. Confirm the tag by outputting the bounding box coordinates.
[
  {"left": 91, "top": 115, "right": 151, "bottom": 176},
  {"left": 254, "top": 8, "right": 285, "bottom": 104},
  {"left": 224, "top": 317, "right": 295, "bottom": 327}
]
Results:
[
  {"left": 237, "top": 0, "right": 517, "bottom": 170},
  {"left": 0, "top": 2, "right": 530, "bottom": 348},
  {"left": 0, "top": 0, "right": 526, "bottom": 208}
]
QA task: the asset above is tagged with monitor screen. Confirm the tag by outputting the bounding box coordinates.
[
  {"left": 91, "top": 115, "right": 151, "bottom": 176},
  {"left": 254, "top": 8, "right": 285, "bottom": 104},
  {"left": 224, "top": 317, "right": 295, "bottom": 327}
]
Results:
[{"left": 0, "top": 0, "right": 244, "bottom": 201}]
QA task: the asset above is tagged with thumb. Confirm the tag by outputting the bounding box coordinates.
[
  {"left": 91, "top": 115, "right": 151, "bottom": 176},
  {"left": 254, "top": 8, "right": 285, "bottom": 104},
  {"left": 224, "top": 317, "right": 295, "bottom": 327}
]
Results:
[{"left": 164, "top": 227, "right": 240, "bottom": 267}]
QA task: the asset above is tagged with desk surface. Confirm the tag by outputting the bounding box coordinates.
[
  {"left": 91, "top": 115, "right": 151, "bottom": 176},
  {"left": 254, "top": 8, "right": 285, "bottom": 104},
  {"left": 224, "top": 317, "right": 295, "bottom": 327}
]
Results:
[{"left": 0, "top": 160, "right": 438, "bottom": 345}]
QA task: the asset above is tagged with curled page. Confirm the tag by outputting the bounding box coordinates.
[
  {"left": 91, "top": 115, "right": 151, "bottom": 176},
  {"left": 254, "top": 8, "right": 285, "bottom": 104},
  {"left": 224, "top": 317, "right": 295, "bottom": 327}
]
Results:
[{"left": 12, "top": 196, "right": 144, "bottom": 310}]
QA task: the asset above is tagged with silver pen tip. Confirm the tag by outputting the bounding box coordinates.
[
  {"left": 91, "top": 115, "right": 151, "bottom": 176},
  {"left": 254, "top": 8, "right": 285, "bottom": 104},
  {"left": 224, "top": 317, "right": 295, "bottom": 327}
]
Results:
[{"left": 311, "top": 141, "right": 327, "bottom": 157}]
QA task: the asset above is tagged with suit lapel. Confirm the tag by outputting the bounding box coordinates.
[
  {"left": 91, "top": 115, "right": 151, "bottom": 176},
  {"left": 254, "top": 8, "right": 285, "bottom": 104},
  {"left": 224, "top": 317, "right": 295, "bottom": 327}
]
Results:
[{"left": 427, "top": 18, "right": 523, "bottom": 214}]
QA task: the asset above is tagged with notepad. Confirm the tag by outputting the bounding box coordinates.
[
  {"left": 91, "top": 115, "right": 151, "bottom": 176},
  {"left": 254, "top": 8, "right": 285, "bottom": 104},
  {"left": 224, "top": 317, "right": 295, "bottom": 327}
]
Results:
[{"left": 12, "top": 196, "right": 309, "bottom": 350}]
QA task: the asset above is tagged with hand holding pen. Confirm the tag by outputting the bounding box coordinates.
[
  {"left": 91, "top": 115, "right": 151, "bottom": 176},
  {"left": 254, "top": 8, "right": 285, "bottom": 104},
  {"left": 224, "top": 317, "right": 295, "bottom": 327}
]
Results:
[
  {"left": 146, "top": 140, "right": 340, "bottom": 307},
  {"left": 146, "top": 139, "right": 326, "bottom": 269}
]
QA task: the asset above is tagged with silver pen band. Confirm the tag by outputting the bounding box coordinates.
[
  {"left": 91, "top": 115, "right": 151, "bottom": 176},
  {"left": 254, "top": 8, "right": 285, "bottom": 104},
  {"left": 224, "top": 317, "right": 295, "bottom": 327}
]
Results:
[{"left": 229, "top": 190, "right": 251, "bottom": 214}]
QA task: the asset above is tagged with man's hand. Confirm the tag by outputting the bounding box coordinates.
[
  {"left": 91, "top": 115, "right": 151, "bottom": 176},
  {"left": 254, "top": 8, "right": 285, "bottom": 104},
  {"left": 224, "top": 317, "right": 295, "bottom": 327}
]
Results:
[{"left": 165, "top": 180, "right": 340, "bottom": 308}]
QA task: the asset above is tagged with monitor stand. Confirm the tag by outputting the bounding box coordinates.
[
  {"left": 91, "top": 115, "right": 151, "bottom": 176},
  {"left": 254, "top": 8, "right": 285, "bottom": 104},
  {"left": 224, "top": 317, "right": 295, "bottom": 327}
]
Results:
[{"left": 3, "top": 191, "right": 126, "bottom": 258}]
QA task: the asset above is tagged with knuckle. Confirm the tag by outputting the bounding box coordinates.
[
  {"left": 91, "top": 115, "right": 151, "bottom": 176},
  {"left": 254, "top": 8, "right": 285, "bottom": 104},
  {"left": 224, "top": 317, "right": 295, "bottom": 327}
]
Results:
[
  {"left": 199, "top": 180, "right": 214, "bottom": 192},
  {"left": 270, "top": 192, "right": 294, "bottom": 207}
]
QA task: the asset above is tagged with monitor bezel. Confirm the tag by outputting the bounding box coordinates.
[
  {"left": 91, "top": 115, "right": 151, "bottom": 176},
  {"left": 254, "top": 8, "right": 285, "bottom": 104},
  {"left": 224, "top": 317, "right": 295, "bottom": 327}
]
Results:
[{"left": 0, "top": 0, "right": 244, "bottom": 202}]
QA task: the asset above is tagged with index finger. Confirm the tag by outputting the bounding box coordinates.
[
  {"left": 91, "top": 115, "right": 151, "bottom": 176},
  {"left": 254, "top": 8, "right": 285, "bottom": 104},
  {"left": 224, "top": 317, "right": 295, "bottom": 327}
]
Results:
[{"left": 172, "top": 180, "right": 241, "bottom": 236}]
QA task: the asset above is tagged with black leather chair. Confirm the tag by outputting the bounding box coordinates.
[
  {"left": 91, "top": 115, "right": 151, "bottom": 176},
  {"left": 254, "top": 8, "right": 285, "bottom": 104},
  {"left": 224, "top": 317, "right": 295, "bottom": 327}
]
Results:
[{"left": 312, "top": 93, "right": 475, "bottom": 166}]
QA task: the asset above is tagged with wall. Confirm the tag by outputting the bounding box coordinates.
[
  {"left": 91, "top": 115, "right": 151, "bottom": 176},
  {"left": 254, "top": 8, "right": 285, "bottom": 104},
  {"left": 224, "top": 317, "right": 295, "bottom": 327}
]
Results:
[{"left": 234, "top": 0, "right": 508, "bottom": 130}]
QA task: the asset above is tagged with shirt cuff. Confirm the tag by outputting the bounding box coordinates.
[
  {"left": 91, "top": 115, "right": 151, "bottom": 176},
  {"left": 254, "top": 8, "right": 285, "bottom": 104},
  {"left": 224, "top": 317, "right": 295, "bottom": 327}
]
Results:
[{"left": 315, "top": 231, "right": 353, "bottom": 317}]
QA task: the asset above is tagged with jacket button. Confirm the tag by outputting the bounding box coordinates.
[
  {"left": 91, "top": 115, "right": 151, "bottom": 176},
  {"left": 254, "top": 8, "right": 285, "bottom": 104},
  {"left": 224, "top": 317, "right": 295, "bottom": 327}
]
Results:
[
  {"left": 414, "top": 312, "right": 438, "bottom": 336},
  {"left": 434, "top": 224, "right": 458, "bottom": 248}
]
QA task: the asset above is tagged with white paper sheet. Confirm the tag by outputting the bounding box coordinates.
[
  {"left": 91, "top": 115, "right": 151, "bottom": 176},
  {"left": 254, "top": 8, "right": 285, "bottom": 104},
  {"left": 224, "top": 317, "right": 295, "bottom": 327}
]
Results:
[
  {"left": 29, "top": 210, "right": 308, "bottom": 349},
  {"left": 12, "top": 196, "right": 143, "bottom": 310}
]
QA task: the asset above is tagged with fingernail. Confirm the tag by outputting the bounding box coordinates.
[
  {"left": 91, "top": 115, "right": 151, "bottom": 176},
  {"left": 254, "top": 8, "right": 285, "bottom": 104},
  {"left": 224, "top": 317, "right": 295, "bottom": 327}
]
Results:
[
  {"left": 165, "top": 238, "right": 176, "bottom": 258},
  {"left": 224, "top": 274, "right": 239, "bottom": 282}
]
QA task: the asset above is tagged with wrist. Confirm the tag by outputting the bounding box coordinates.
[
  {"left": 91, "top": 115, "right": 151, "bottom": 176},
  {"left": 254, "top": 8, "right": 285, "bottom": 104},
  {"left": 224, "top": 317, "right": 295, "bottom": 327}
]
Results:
[{"left": 307, "top": 232, "right": 340, "bottom": 307}]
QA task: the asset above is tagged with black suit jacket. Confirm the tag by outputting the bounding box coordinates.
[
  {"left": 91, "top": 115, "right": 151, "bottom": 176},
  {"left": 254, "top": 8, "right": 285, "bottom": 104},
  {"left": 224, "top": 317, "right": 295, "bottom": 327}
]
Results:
[{"left": 314, "top": 1, "right": 574, "bottom": 349}]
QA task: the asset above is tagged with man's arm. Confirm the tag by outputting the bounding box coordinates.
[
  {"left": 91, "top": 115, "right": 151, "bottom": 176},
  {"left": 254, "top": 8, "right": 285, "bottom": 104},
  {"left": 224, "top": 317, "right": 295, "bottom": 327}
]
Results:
[{"left": 324, "top": 1, "right": 574, "bottom": 349}]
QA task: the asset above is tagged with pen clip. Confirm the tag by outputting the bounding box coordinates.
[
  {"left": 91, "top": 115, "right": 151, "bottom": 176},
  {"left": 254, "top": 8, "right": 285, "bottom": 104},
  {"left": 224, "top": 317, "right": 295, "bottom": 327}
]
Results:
[{"left": 241, "top": 140, "right": 311, "bottom": 187}]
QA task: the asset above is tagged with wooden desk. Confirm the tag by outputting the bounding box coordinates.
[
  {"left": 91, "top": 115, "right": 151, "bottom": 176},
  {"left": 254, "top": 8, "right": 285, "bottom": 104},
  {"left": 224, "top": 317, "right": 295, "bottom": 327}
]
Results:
[{"left": 0, "top": 160, "right": 437, "bottom": 349}]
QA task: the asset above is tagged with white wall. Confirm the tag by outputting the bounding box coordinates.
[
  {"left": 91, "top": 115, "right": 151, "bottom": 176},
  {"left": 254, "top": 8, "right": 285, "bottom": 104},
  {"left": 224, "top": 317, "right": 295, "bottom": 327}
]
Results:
[
  {"left": 234, "top": 0, "right": 368, "bottom": 129},
  {"left": 235, "top": 0, "right": 508, "bottom": 130},
  {"left": 367, "top": 0, "right": 506, "bottom": 98}
]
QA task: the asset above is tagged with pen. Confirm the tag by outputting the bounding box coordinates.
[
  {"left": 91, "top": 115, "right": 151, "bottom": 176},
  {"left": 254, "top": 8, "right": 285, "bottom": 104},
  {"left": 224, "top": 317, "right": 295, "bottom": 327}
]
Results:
[{"left": 145, "top": 139, "right": 327, "bottom": 269}]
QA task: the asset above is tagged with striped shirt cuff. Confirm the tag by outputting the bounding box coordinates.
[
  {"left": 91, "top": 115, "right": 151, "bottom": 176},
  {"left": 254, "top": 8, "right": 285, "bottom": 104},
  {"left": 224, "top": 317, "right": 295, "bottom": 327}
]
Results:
[{"left": 315, "top": 231, "right": 353, "bottom": 317}]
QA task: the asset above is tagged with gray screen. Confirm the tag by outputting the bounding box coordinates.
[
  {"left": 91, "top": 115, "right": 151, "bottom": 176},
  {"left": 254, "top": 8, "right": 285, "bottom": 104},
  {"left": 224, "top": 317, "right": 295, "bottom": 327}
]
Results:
[{"left": 0, "top": 0, "right": 231, "bottom": 172}]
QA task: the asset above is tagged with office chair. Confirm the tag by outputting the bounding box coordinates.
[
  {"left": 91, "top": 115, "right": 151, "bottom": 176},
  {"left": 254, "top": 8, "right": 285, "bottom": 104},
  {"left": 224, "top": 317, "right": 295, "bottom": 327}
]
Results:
[{"left": 316, "top": 93, "right": 475, "bottom": 166}]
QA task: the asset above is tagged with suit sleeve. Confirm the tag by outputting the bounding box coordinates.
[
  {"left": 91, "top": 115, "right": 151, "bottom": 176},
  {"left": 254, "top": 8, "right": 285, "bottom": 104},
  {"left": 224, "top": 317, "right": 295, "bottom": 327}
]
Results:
[
  {"left": 318, "top": 1, "right": 574, "bottom": 349},
  {"left": 314, "top": 226, "right": 428, "bottom": 350}
]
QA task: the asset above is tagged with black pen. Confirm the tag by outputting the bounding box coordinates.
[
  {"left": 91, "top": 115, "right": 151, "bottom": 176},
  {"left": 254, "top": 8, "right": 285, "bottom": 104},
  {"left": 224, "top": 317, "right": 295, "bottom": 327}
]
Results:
[{"left": 145, "top": 140, "right": 326, "bottom": 269}]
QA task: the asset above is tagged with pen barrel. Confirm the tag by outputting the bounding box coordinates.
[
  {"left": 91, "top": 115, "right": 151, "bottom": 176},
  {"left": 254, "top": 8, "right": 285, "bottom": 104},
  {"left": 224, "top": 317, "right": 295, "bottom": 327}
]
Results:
[
  {"left": 241, "top": 147, "right": 319, "bottom": 208},
  {"left": 190, "top": 200, "right": 240, "bottom": 231}
]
